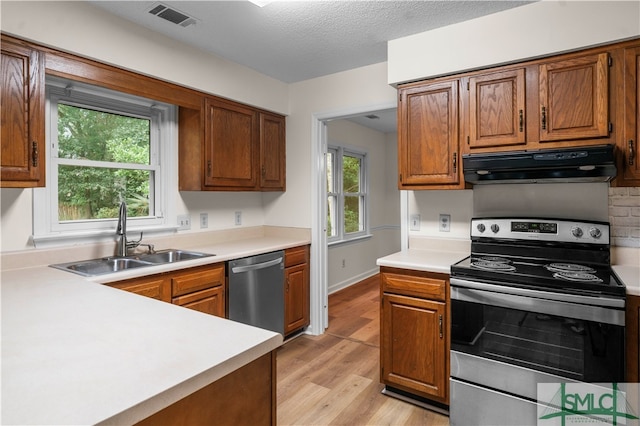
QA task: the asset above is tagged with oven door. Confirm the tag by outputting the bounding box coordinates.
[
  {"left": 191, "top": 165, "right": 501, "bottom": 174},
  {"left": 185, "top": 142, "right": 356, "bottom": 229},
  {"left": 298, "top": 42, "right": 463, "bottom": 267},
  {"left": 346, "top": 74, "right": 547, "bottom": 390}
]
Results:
[
  {"left": 450, "top": 278, "right": 626, "bottom": 426},
  {"left": 450, "top": 278, "right": 625, "bottom": 384}
]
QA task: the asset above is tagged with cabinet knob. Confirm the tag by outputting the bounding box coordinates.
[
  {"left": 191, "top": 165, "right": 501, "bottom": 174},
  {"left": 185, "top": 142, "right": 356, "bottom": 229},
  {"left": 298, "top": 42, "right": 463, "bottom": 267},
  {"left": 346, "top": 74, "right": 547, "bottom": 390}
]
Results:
[
  {"left": 207, "top": 160, "right": 212, "bottom": 177},
  {"left": 439, "top": 314, "right": 443, "bottom": 339},
  {"left": 541, "top": 106, "right": 547, "bottom": 130},
  {"left": 452, "top": 153, "right": 457, "bottom": 173},
  {"left": 629, "top": 140, "right": 635, "bottom": 166}
]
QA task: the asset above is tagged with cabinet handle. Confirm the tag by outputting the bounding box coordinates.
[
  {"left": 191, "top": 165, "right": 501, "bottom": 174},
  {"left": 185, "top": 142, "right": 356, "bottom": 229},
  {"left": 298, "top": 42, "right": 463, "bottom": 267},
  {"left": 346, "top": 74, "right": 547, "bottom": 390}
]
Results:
[
  {"left": 207, "top": 160, "right": 212, "bottom": 177},
  {"left": 541, "top": 106, "right": 547, "bottom": 130},
  {"left": 438, "top": 315, "right": 443, "bottom": 339},
  {"left": 286, "top": 278, "right": 289, "bottom": 292},
  {"left": 519, "top": 110, "right": 524, "bottom": 132},
  {"left": 262, "top": 165, "right": 266, "bottom": 178},
  {"left": 629, "top": 140, "right": 635, "bottom": 166},
  {"left": 32, "top": 141, "right": 38, "bottom": 167},
  {"left": 452, "top": 153, "right": 457, "bottom": 173}
]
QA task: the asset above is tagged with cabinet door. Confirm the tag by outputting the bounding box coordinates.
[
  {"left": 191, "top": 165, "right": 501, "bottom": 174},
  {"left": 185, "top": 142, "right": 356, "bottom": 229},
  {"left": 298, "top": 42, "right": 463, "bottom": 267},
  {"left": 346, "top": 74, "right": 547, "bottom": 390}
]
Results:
[
  {"left": 284, "top": 262, "right": 310, "bottom": 335},
  {"left": 381, "top": 293, "right": 447, "bottom": 400},
  {"left": 173, "top": 286, "right": 225, "bottom": 318},
  {"left": 203, "top": 98, "right": 258, "bottom": 189},
  {"left": 108, "top": 276, "right": 172, "bottom": 302},
  {"left": 468, "top": 68, "right": 526, "bottom": 149},
  {"left": 1, "top": 39, "right": 45, "bottom": 187},
  {"left": 626, "top": 295, "right": 640, "bottom": 383},
  {"left": 398, "top": 79, "right": 460, "bottom": 187},
  {"left": 622, "top": 45, "right": 640, "bottom": 182},
  {"left": 259, "top": 112, "right": 286, "bottom": 191},
  {"left": 539, "top": 53, "right": 609, "bottom": 142}
]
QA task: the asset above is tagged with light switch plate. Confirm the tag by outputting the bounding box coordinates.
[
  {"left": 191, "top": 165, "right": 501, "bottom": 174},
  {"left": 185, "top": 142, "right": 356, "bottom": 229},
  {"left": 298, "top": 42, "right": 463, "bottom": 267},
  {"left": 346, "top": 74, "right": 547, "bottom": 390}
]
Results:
[{"left": 178, "top": 214, "right": 191, "bottom": 230}]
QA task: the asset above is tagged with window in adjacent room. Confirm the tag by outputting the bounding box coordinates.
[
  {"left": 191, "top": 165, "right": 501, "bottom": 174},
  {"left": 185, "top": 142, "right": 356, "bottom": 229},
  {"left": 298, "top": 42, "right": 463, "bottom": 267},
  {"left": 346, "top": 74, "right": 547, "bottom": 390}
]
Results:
[
  {"left": 326, "top": 145, "right": 369, "bottom": 244},
  {"left": 33, "top": 76, "right": 176, "bottom": 243}
]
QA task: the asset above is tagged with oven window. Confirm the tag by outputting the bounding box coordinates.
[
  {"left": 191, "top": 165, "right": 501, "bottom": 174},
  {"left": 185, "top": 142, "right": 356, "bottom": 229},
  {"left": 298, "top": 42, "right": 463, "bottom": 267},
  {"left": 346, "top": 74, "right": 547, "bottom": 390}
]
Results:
[{"left": 451, "top": 300, "right": 624, "bottom": 382}]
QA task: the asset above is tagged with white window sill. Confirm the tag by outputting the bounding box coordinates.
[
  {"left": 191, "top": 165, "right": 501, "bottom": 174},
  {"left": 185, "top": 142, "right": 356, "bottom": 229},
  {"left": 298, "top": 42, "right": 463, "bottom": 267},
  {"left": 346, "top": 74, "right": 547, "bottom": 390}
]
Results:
[
  {"left": 328, "top": 233, "right": 373, "bottom": 248},
  {"left": 31, "top": 225, "right": 179, "bottom": 249}
]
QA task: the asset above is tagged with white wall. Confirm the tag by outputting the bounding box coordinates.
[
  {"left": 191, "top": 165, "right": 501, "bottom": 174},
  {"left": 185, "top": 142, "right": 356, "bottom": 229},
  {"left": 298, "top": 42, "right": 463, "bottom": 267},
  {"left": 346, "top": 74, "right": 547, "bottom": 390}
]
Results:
[
  {"left": 388, "top": 1, "right": 640, "bottom": 85},
  {"left": 326, "top": 120, "right": 400, "bottom": 294}
]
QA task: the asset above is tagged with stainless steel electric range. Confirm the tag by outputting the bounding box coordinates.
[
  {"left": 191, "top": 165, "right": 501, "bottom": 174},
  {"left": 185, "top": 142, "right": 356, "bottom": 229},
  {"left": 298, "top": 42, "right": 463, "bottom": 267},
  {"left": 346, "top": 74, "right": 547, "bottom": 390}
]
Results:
[{"left": 449, "top": 218, "right": 626, "bottom": 426}]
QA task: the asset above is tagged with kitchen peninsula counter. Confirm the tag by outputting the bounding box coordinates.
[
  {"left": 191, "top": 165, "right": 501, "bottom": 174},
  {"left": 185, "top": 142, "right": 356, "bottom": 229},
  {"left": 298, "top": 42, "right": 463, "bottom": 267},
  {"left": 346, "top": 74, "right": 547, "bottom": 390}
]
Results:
[{"left": 1, "top": 227, "right": 309, "bottom": 425}]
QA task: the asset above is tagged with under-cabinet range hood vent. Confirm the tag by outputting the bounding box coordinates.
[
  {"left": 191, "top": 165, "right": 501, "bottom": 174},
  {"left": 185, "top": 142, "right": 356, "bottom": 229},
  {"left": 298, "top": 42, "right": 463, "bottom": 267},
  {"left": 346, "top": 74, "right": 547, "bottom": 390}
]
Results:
[
  {"left": 463, "top": 144, "right": 617, "bottom": 184},
  {"left": 148, "top": 3, "right": 197, "bottom": 27}
]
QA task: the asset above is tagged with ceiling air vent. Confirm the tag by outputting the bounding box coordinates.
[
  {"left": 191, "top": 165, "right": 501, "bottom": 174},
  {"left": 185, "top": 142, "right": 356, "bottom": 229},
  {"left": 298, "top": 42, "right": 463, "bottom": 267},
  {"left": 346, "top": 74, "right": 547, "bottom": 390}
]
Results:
[{"left": 148, "top": 3, "right": 196, "bottom": 27}]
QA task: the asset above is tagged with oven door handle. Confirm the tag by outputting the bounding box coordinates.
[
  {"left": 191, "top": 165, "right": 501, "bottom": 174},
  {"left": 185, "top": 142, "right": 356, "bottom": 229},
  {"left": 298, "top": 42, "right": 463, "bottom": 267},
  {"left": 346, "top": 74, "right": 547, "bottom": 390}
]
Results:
[{"left": 450, "top": 278, "right": 624, "bottom": 326}]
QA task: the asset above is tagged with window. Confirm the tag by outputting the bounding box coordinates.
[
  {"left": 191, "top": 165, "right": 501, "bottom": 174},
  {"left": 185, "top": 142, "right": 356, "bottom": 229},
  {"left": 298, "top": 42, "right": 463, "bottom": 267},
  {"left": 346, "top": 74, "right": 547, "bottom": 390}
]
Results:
[
  {"left": 327, "top": 145, "right": 369, "bottom": 243},
  {"left": 33, "top": 77, "right": 176, "bottom": 244}
]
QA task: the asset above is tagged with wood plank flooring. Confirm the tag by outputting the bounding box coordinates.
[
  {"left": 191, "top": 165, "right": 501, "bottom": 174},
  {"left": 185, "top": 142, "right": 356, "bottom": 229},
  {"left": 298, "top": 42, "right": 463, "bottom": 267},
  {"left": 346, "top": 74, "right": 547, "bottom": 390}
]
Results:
[{"left": 276, "top": 275, "right": 450, "bottom": 425}]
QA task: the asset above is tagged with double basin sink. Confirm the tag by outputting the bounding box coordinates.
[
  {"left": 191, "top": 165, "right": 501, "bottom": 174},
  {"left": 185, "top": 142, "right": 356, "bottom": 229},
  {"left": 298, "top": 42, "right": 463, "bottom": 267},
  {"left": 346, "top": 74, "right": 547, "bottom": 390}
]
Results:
[{"left": 51, "top": 249, "right": 216, "bottom": 277}]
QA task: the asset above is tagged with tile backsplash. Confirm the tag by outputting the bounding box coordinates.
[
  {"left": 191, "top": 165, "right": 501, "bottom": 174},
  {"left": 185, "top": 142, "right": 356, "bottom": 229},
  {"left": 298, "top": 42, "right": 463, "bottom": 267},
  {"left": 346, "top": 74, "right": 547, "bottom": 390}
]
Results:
[{"left": 609, "top": 187, "right": 640, "bottom": 248}]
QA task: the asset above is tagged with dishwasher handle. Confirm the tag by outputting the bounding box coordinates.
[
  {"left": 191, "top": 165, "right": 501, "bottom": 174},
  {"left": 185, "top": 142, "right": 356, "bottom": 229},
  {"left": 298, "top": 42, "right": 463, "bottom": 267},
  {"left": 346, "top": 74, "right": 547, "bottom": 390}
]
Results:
[{"left": 231, "top": 257, "right": 283, "bottom": 274}]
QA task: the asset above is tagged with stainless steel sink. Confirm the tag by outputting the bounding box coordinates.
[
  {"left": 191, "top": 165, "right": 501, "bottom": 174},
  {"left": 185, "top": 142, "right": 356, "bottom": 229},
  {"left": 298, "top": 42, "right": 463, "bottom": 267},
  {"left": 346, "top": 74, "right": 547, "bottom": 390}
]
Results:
[
  {"left": 51, "top": 257, "right": 154, "bottom": 277},
  {"left": 138, "top": 249, "right": 215, "bottom": 264},
  {"left": 50, "top": 249, "right": 215, "bottom": 277}
]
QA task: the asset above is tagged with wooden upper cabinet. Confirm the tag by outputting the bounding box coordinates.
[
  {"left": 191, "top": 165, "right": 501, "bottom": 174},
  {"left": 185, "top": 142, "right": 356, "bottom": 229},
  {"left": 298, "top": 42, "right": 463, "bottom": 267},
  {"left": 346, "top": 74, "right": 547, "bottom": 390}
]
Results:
[
  {"left": 1, "top": 38, "right": 45, "bottom": 188},
  {"left": 204, "top": 98, "right": 258, "bottom": 189},
  {"left": 468, "top": 68, "right": 526, "bottom": 149},
  {"left": 539, "top": 52, "right": 610, "bottom": 142},
  {"left": 620, "top": 45, "right": 640, "bottom": 184},
  {"left": 259, "top": 112, "right": 286, "bottom": 191},
  {"left": 398, "top": 79, "right": 461, "bottom": 188}
]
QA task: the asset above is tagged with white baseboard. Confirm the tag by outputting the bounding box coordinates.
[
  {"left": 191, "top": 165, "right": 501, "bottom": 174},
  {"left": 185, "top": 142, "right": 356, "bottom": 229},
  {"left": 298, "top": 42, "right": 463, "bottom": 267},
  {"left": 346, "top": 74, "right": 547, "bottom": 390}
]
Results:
[{"left": 328, "top": 267, "right": 379, "bottom": 295}]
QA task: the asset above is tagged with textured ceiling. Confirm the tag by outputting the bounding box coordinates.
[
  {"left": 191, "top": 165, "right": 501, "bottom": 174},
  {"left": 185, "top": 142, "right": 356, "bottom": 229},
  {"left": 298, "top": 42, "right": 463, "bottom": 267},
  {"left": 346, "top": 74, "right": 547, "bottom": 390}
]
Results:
[
  {"left": 88, "top": 0, "right": 532, "bottom": 84},
  {"left": 86, "top": 0, "right": 532, "bottom": 134}
]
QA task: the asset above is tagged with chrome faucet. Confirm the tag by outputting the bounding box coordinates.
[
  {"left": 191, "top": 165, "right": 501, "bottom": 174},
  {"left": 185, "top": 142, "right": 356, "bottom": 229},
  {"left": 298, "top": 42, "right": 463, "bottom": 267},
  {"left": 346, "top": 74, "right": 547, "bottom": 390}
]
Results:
[{"left": 116, "top": 201, "right": 128, "bottom": 257}]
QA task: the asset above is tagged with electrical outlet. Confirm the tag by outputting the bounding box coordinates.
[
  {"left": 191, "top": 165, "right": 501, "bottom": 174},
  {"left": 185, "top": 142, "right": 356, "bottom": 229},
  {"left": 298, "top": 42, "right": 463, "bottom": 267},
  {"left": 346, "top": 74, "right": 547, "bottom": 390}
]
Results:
[
  {"left": 200, "top": 212, "right": 208, "bottom": 229},
  {"left": 234, "top": 211, "right": 242, "bottom": 226},
  {"left": 177, "top": 214, "right": 191, "bottom": 230},
  {"left": 410, "top": 214, "right": 421, "bottom": 231},
  {"left": 439, "top": 214, "right": 451, "bottom": 232}
]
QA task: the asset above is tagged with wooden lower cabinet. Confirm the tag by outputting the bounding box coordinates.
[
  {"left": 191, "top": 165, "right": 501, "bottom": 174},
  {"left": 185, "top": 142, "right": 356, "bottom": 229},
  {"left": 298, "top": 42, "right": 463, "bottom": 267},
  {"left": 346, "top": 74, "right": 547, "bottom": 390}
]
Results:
[
  {"left": 171, "top": 264, "right": 226, "bottom": 318},
  {"left": 108, "top": 275, "right": 171, "bottom": 303},
  {"left": 135, "top": 351, "right": 276, "bottom": 426},
  {"left": 380, "top": 267, "right": 449, "bottom": 405},
  {"left": 626, "top": 294, "right": 640, "bottom": 383},
  {"left": 107, "top": 263, "right": 226, "bottom": 318},
  {"left": 284, "top": 245, "right": 310, "bottom": 336}
]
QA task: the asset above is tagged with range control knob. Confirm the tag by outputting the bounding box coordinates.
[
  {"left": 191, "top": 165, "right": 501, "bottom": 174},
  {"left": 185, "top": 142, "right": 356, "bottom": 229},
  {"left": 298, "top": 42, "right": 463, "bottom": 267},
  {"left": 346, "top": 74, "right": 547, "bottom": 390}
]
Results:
[
  {"left": 571, "top": 226, "right": 584, "bottom": 238},
  {"left": 589, "top": 227, "right": 602, "bottom": 239},
  {"left": 477, "top": 223, "right": 486, "bottom": 233},
  {"left": 490, "top": 224, "right": 500, "bottom": 234}
]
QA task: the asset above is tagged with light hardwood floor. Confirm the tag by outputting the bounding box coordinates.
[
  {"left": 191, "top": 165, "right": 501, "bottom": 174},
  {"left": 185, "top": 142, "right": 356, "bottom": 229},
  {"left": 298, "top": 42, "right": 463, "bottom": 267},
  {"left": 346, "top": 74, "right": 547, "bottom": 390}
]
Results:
[{"left": 276, "top": 275, "right": 450, "bottom": 425}]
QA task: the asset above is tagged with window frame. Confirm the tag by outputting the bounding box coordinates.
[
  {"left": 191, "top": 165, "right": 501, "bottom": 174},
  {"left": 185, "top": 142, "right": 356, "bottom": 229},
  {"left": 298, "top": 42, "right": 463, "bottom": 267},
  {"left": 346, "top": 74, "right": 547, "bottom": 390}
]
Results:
[
  {"left": 33, "top": 77, "right": 177, "bottom": 246},
  {"left": 327, "top": 144, "right": 369, "bottom": 245}
]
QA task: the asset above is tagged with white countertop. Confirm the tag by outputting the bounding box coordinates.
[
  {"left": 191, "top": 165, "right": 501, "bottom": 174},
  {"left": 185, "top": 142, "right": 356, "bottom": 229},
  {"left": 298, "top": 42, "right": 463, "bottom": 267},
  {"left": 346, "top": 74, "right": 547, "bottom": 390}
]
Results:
[
  {"left": 1, "top": 231, "right": 309, "bottom": 425},
  {"left": 614, "top": 265, "right": 640, "bottom": 297},
  {"left": 376, "top": 248, "right": 469, "bottom": 274}
]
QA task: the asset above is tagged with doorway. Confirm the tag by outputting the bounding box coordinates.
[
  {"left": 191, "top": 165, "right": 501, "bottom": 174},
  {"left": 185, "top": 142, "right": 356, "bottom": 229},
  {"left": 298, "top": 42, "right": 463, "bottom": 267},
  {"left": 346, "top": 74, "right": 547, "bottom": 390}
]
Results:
[{"left": 308, "top": 103, "right": 398, "bottom": 335}]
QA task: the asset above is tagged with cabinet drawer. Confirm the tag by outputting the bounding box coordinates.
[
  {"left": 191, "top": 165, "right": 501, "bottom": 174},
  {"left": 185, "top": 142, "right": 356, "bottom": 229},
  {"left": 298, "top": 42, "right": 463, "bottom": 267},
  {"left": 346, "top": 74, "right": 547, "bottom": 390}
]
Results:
[
  {"left": 109, "top": 276, "right": 171, "bottom": 302},
  {"left": 173, "top": 287, "right": 225, "bottom": 317},
  {"left": 285, "top": 245, "right": 309, "bottom": 268},
  {"left": 381, "top": 269, "right": 446, "bottom": 301},
  {"left": 172, "top": 264, "right": 225, "bottom": 297}
]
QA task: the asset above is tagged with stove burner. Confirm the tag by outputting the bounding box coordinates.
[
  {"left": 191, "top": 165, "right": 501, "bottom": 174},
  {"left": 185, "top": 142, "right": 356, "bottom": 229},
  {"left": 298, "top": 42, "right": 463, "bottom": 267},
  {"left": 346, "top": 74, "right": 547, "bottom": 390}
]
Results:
[
  {"left": 471, "top": 260, "right": 516, "bottom": 272},
  {"left": 545, "top": 263, "right": 596, "bottom": 274},
  {"left": 479, "top": 256, "right": 511, "bottom": 263},
  {"left": 552, "top": 271, "right": 603, "bottom": 283}
]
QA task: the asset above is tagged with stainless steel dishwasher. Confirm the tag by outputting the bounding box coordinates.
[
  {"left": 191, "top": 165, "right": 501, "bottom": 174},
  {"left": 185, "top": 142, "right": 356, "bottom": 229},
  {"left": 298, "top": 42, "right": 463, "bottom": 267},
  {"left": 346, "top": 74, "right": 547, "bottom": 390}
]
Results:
[{"left": 228, "top": 250, "right": 285, "bottom": 335}]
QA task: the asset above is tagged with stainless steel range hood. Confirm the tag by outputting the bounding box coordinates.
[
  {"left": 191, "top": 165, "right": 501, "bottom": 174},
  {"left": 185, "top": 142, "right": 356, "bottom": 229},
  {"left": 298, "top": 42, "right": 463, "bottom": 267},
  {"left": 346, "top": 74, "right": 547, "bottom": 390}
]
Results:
[{"left": 463, "top": 144, "right": 617, "bottom": 184}]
